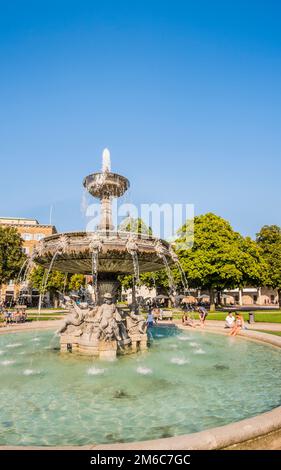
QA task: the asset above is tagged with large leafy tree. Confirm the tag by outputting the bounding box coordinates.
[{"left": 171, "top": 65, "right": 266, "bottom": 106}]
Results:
[
  {"left": 256, "top": 225, "right": 281, "bottom": 306},
  {"left": 139, "top": 270, "right": 170, "bottom": 294},
  {"left": 175, "top": 213, "right": 266, "bottom": 311},
  {"left": 0, "top": 226, "right": 26, "bottom": 285},
  {"left": 29, "top": 267, "right": 85, "bottom": 306},
  {"left": 29, "top": 266, "right": 67, "bottom": 306}
]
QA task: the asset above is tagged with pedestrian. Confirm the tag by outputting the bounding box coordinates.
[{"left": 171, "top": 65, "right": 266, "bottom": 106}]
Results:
[{"left": 198, "top": 305, "right": 208, "bottom": 327}]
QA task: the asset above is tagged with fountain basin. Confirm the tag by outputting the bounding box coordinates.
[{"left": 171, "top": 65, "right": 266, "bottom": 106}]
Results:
[
  {"left": 33, "top": 231, "right": 174, "bottom": 275},
  {"left": 0, "top": 326, "right": 280, "bottom": 448}
]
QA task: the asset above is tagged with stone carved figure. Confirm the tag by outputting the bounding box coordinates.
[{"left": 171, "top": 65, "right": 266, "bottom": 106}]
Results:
[
  {"left": 126, "top": 311, "right": 147, "bottom": 336},
  {"left": 93, "top": 293, "right": 123, "bottom": 342},
  {"left": 57, "top": 296, "right": 85, "bottom": 335},
  {"left": 57, "top": 292, "right": 147, "bottom": 357}
]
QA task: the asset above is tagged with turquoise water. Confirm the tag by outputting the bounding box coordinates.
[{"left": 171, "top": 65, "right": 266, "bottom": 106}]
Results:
[{"left": 0, "top": 327, "right": 280, "bottom": 446}]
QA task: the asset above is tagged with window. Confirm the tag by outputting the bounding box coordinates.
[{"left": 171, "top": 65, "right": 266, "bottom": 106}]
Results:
[
  {"left": 22, "top": 233, "right": 33, "bottom": 241},
  {"left": 22, "top": 247, "right": 30, "bottom": 255},
  {"left": 34, "top": 233, "right": 44, "bottom": 241}
]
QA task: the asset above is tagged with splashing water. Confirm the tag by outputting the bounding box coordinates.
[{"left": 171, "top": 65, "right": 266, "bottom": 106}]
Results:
[
  {"left": 62, "top": 273, "right": 68, "bottom": 296},
  {"left": 81, "top": 187, "right": 89, "bottom": 215},
  {"left": 87, "top": 367, "right": 105, "bottom": 375},
  {"left": 161, "top": 254, "right": 177, "bottom": 294},
  {"left": 38, "top": 250, "right": 60, "bottom": 315},
  {"left": 102, "top": 148, "right": 111, "bottom": 173},
  {"left": 16, "top": 258, "right": 29, "bottom": 284},
  {"left": 136, "top": 366, "right": 153, "bottom": 375},
  {"left": 131, "top": 251, "right": 140, "bottom": 285},
  {"left": 91, "top": 251, "right": 99, "bottom": 305},
  {"left": 23, "top": 369, "right": 41, "bottom": 376},
  {"left": 175, "top": 260, "right": 189, "bottom": 293},
  {"left": 170, "top": 357, "right": 190, "bottom": 365},
  {"left": 194, "top": 348, "right": 206, "bottom": 355},
  {"left": 6, "top": 343, "right": 22, "bottom": 349},
  {"left": 1, "top": 360, "right": 16, "bottom": 366}
]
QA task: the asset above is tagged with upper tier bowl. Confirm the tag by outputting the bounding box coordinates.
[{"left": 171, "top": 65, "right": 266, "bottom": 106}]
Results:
[
  {"left": 33, "top": 231, "right": 174, "bottom": 275},
  {"left": 83, "top": 172, "right": 130, "bottom": 199}
]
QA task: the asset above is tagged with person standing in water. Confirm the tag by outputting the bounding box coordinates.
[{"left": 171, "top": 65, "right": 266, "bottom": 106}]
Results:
[{"left": 147, "top": 311, "right": 155, "bottom": 328}]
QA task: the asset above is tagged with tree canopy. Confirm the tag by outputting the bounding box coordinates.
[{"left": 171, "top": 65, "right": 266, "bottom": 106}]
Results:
[
  {"left": 176, "top": 213, "right": 266, "bottom": 309},
  {"left": 0, "top": 226, "right": 26, "bottom": 285},
  {"left": 256, "top": 225, "right": 281, "bottom": 304},
  {"left": 29, "top": 267, "right": 86, "bottom": 302}
]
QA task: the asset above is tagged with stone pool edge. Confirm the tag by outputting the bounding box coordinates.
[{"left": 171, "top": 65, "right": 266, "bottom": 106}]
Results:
[{"left": 0, "top": 323, "right": 280, "bottom": 450}]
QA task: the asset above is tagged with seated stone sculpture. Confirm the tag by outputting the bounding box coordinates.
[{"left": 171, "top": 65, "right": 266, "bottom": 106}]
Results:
[
  {"left": 57, "top": 296, "right": 85, "bottom": 335},
  {"left": 93, "top": 293, "right": 123, "bottom": 342},
  {"left": 126, "top": 310, "right": 147, "bottom": 336}
]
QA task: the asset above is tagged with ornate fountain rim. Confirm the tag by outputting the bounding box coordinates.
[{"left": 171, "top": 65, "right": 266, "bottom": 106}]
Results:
[{"left": 32, "top": 230, "right": 175, "bottom": 275}]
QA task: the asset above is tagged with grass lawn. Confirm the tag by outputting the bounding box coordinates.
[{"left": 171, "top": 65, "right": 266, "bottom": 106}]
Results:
[
  {"left": 27, "top": 307, "right": 63, "bottom": 311},
  {"left": 27, "top": 317, "right": 62, "bottom": 321}
]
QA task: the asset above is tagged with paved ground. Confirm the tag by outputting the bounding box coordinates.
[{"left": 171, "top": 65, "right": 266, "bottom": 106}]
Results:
[
  {"left": 205, "top": 319, "right": 281, "bottom": 331},
  {"left": 167, "top": 318, "right": 281, "bottom": 332}
]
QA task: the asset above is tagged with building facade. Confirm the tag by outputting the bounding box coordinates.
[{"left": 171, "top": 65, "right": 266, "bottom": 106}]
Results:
[
  {"left": 0, "top": 217, "right": 57, "bottom": 305},
  {"left": 222, "top": 287, "right": 279, "bottom": 306}
]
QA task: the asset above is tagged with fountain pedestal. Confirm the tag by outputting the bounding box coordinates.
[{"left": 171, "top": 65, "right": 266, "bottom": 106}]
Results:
[
  {"left": 130, "top": 334, "right": 148, "bottom": 352},
  {"left": 97, "top": 273, "right": 121, "bottom": 305},
  {"left": 58, "top": 295, "right": 148, "bottom": 359}
]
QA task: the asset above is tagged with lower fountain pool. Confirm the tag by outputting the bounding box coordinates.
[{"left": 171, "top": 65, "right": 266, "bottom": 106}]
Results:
[{"left": 0, "top": 327, "right": 280, "bottom": 447}]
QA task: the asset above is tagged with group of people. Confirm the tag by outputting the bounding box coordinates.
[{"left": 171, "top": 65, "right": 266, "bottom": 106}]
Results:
[
  {"left": 0, "top": 308, "right": 27, "bottom": 326},
  {"left": 181, "top": 308, "right": 246, "bottom": 336},
  {"left": 181, "top": 306, "right": 208, "bottom": 328},
  {"left": 225, "top": 311, "right": 245, "bottom": 336}
]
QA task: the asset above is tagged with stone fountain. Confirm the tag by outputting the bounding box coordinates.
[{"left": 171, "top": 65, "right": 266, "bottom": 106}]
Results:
[{"left": 33, "top": 149, "right": 177, "bottom": 358}]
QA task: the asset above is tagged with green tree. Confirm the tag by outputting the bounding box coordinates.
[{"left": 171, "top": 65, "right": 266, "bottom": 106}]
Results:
[
  {"left": 29, "top": 267, "right": 87, "bottom": 306},
  {"left": 238, "top": 236, "right": 267, "bottom": 287},
  {"left": 118, "top": 217, "right": 152, "bottom": 235},
  {"left": 139, "top": 270, "right": 170, "bottom": 295},
  {"left": 68, "top": 273, "right": 86, "bottom": 291},
  {"left": 0, "top": 226, "right": 26, "bottom": 285},
  {"left": 29, "top": 266, "right": 68, "bottom": 307},
  {"left": 256, "top": 225, "right": 281, "bottom": 306},
  {"left": 176, "top": 213, "right": 265, "bottom": 311}
]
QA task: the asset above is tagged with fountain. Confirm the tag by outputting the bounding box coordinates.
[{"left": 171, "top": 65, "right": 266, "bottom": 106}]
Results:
[
  {"left": 33, "top": 149, "right": 177, "bottom": 358},
  {"left": 2, "top": 150, "right": 281, "bottom": 450}
]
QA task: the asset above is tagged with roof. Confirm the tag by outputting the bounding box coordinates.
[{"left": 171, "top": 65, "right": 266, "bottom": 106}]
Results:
[
  {"left": 0, "top": 217, "right": 57, "bottom": 231},
  {"left": 0, "top": 217, "right": 39, "bottom": 224}
]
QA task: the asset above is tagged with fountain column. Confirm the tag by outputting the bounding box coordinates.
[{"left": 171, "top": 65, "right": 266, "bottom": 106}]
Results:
[{"left": 98, "top": 196, "right": 114, "bottom": 231}]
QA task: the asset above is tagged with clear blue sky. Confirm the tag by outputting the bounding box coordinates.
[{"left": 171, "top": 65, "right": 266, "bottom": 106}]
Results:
[{"left": 0, "top": 0, "right": 280, "bottom": 237}]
